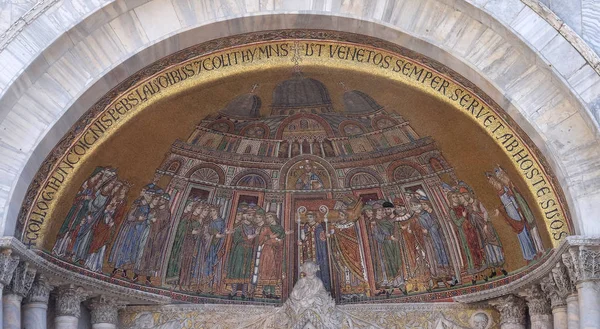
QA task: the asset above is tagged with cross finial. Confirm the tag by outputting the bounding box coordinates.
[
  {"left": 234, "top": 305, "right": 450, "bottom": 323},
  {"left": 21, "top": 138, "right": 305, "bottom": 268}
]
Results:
[
  {"left": 250, "top": 83, "right": 259, "bottom": 93},
  {"left": 339, "top": 81, "right": 349, "bottom": 91},
  {"left": 290, "top": 41, "right": 303, "bottom": 73}
]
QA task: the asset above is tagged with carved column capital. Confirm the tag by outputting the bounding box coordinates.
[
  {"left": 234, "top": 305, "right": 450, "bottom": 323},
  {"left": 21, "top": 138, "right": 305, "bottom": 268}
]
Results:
[
  {"left": 491, "top": 294, "right": 527, "bottom": 325},
  {"left": 522, "top": 284, "right": 551, "bottom": 316},
  {"left": 87, "top": 296, "right": 125, "bottom": 325},
  {"left": 24, "top": 274, "right": 52, "bottom": 304},
  {"left": 563, "top": 246, "right": 600, "bottom": 283},
  {"left": 540, "top": 275, "right": 567, "bottom": 308},
  {"left": 0, "top": 248, "right": 20, "bottom": 287},
  {"left": 4, "top": 261, "right": 36, "bottom": 298},
  {"left": 55, "top": 285, "right": 89, "bottom": 318}
]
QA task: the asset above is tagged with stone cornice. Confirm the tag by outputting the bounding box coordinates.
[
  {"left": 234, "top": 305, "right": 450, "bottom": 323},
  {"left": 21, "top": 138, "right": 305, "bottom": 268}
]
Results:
[
  {"left": 0, "top": 237, "right": 169, "bottom": 305},
  {"left": 454, "top": 236, "right": 600, "bottom": 303},
  {"left": 2, "top": 234, "right": 599, "bottom": 307}
]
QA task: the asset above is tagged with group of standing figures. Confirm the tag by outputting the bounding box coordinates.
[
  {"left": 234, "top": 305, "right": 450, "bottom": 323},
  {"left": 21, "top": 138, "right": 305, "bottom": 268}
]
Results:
[
  {"left": 296, "top": 168, "right": 546, "bottom": 298},
  {"left": 166, "top": 200, "right": 291, "bottom": 299},
  {"left": 50, "top": 163, "right": 546, "bottom": 301},
  {"left": 52, "top": 167, "right": 173, "bottom": 285},
  {"left": 166, "top": 200, "right": 226, "bottom": 293}
]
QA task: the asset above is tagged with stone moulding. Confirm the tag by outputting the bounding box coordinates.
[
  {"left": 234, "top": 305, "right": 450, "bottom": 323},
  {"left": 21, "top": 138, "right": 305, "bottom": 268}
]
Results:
[
  {"left": 0, "top": 236, "right": 169, "bottom": 304},
  {"left": 454, "top": 235, "right": 600, "bottom": 303},
  {"left": 1, "top": 235, "right": 598, "bottom": 306}
]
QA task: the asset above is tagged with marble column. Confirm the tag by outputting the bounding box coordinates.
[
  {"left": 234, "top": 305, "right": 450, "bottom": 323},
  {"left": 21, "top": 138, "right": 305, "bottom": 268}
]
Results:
[
  {"left": 565, "top": 294, "right": 579, "bottom": 329},
  {"left": 492, "top": 294, "right": 527, "bottom": 329},
  {"left": 23, "top": 274, "right": 52, "bottom": 329},
  {"left": 540, "top": 275, "right": 568, "bottom": 329},
  {"left": 3, "top": 261, "right": 36, "bottom": 329},
  {"left": 563, "top": 247, "right": 600, "bottom": 329},
  {"left": 54, "top": 285, "right": 88, "bottom": 329},
  {"left": 0, "top": 249, "right": 20, "bottom": 327},
  {"left": 88, "top": 296, "right": 123, "bottom": 329},
  {"left": 523, "top": 284, "right": 553, "bottom": 329}
]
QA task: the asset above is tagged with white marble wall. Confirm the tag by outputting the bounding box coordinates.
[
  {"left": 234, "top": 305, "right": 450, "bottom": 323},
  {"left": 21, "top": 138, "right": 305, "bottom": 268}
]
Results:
[{"left": 0, "top": 0, "right": 600, "bottom": 240}]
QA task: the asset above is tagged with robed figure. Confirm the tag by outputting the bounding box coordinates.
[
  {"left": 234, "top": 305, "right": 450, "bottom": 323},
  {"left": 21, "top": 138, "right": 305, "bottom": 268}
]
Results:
[
  {"left": 494, "top": 166, "right": 544, "bottom": 255},
  {"left": 139, "top": 193, "right": 172, "bottom": 284},
  {"left": 299, "top": 211, "right": 331, "bottom": 291},
  {"left": 329, "top": 212, "right": 369, "bottom": 296},
  {"left": 71, "top": 178, "right": 117, "bottom": 263},
  {"left": 180, "top": 203, "right": 208, "bottom": 289},
  {"left": 166, "top": 200, "right": 196, "bottom": 280},
  {"left": 108, "top": 184, "right": 155, "bottom": 278},
  {"left": 367, "top": 204, "right": 404, "bottom": 289},
  {"left": 201, "top": 205, "right": 226, "bottom": 290},
  {"left": 52, "top": 168, "right": 111, "bottom": 257},
  {"left": 448, "top": 190, "right": 484, "bottom": 271},
  {"left": 226, "top": 211, "right": 258, "bottom": 298},
  {"left": 84, "top": 184, "right": 128, "bottom": 272},
  {"left": 255, "top": 211, "right": 287, "bottom": 298},
  {"left": 416, "top": 200, "right": 450, "bottom": 275},
  {"left": 486, "top": 173, "right": 536, "bottom": 261},
  {"left": 464, "top": 191, "right": 504, "bottom": 268}
]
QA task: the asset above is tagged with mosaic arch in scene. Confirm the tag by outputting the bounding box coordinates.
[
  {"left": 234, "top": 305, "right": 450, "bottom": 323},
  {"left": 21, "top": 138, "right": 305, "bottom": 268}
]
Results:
[{"left": 15, "top": 31, "right": 572, "bottom": 305}]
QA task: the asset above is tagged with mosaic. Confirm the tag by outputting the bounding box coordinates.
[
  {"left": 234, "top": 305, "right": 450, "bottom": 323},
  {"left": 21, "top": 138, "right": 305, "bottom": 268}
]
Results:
[{"left": 17, "top": 32, "right": 571, "bottom": 305}]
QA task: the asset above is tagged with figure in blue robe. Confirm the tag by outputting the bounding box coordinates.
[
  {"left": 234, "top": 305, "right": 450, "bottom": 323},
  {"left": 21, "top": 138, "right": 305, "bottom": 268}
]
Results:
[
  {"left": 109, "top": 194, "right": 152, "bottom": 276},
  {"left": 300, "top": 215, "right": 331, "bottom": 291}
]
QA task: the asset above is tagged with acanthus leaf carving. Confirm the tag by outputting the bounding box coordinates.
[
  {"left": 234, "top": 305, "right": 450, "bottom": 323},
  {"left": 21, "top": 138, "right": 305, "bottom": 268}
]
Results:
[
  {"left": 540, "top": 275, "right": 566, "bottom": 308},
  {"left": 522, "top": 284, "right": 551, "bottom": 316},
  {"left": 5, "top": 261, "right": 36, "bottom": 297},
  {"left": 491, "top": 294, "right": 526, "bottom": 325},
  {"left": 55, "top": 285, "right": 89, "bottom": 317},
  {"left": 0, "top": 248, "right": 20, "bottom": 287},
  {"left": 25, "top": 274, "right": 52, "bottom": 304},
  {"left": 88, "top": 295, "right": 125, "bottom": 325}
]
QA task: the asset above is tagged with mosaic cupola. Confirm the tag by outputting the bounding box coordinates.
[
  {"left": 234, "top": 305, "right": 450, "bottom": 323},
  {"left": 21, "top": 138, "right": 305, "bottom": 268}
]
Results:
[
  {"left": 219, "top": 93, "right": 261, "bottom": 120},
  {"left": 271, "top": 73, "right": 333, "bottom": 115},
  {"left": 343, "top": 89, "right": 383, "bottom": 116}
]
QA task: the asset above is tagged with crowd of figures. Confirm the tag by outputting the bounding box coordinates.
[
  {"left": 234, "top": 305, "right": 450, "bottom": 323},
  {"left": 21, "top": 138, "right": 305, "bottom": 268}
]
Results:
[
  {"left": 50, "top": 163, "right": 546, "bottom": 301},
  {"left": 166, "top": 200, "right": 226, "bottom": 293},
  {"left": 296, "top": 167, "right": 545, "bottom": 298},
  {"left": 165, "top": 200, "right": 291, "bottom": 299},
  {"left": 52, "top": 167, "right": 173, "bottom": 285}
]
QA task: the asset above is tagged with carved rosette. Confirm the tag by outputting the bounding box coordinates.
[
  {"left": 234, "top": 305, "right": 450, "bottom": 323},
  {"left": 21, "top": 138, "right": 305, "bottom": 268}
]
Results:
[
  {"left": 5, "top": 261, "right": 36, "bottom": 298},
  {"left": 25, "top": 274, "right": 52, "bottom": 304},
  {"left": 523, "top": 284, "right": 551, "bottom": 315},
  {"left": 0, "top": 249, "right": 20, "bottom": 287},
  {"left": 88, "top": 296, "right": 123, "bottom": 325},
  {"left": 55, "top": 285, "right": 89, "bottom": 318},
  {"left": 492, "top": 294, "right": 527, "bottom": 325}
]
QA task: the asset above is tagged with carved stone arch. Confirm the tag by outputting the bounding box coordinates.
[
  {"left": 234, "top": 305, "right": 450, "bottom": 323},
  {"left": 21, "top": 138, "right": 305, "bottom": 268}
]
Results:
[
  {"left": 279, "top": 155, "right": 338, "bottom": 189},
  {"left": 230, "top": 169, "right": 273, "bottom": 189},
  {"left": 338, "top": 120, "right": 367, "bottom": 137},
  {"left": 344, "top": 168, "right": 384, "bottom": 188},
  {"left": 184, "top": 163, "right": 226, "bottom": 185},
  {"left": 386, "top": 160, "right": 427, "bottom": 182},
  {"left": 208, "top": 119, "right": 235, "bottom": 133},
  {"left": 275, "top": 113, "right": 335, "bottom": 139}
]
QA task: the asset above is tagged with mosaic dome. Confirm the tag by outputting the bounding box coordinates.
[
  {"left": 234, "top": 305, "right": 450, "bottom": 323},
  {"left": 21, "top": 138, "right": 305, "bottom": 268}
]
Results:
[
  {"left": 219, "top": 93, "right": 261, "bottom": 119},
  {"left": 272, "top": 73, "right": 332, "bottom": 110},
  {"left": 343, "top": 90, "right": 383, "bottom": 115}
]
